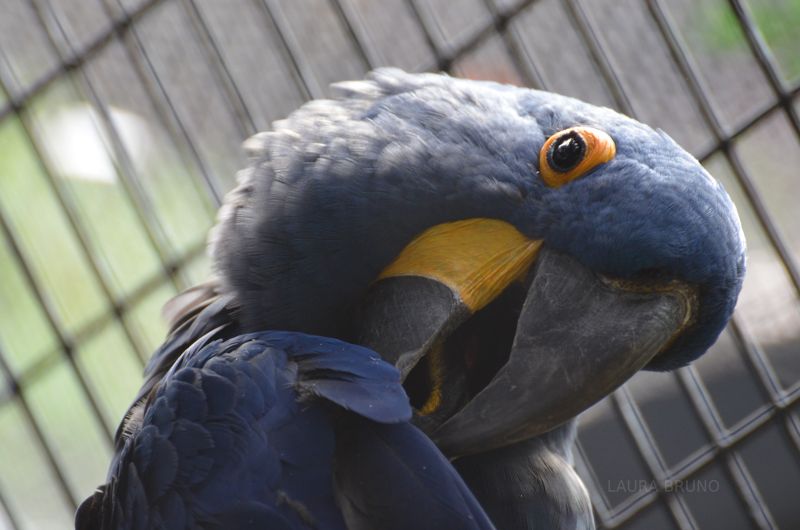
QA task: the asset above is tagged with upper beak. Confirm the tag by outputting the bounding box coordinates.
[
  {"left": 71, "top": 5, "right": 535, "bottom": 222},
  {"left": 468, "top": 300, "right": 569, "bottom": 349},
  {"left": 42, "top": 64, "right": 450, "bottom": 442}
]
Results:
[{"left": 355, "top": 219, "right": 695, "bottom": 458}]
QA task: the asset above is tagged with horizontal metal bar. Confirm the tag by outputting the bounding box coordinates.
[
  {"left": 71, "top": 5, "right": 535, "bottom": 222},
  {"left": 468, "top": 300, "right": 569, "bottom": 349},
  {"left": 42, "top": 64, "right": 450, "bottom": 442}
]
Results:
[
  {"left": 647, "top": 0, "right": 800, "bottom": 397},
  {"left": 419, "top": 0, "right": 543, "bottom": 72},
  {"left": 403, "top": 0, "right": 444, "bottom": 60},
  {"left": 611, "top": 388, "right": 697, "bottom": 530},
  {"left": 576, "top": 435, "right": 661, "bottom": 527},
  {"left": 562, "top": 0, "right": 635, "bottom": 116},
  {"left": 553, "top": 4, "right": 708, "bottom": 527},
  {"left": 559, "top": 4, "right": 799, "bottom": 527},
  {"left": 179, "top": 0, "right": 257, "bottom": 138},
  {"left": 2, "top": 1, "right": 799, "bottom": 529},
  {"left": 0, "top": 240, "right": 206, "bottom": 408},
  {"left": 0, "top": 344, "right": 77, "bottom": 510},
  {"left": 29, "top": 0, "right": 188, "bottom": 364},
  {"left": 593, "top": 377, "right": 800, "bottom": 527},
  {"left": 0, "top": 0, "right": 163, "bottom": 122},
  {"left": 497, "top": 12, "right": 547, "bottom": 89},
  {"left": 678, "top": 366, "right": 773, "bottom": 530},
  {"left": 728, "top": 0, "right": 800, "bottom": 139},
  {"left": 0, "top": 153, "right": 114, "bottom": 447},
  {"left": 477, "top": 0, "right": 544, "bottom": 89},
  {"left": 119, "top": 10, "right": 226, "bottom": 205}
]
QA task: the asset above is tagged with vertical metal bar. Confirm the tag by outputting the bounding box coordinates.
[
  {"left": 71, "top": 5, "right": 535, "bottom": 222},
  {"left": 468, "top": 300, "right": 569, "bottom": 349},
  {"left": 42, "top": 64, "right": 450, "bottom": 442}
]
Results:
[
  {"left": 500, "top": 24, "right": 547, "bottom": 88},
  {"left": 0, "top": 245, "right": 79, "bottom": 510},
  {"left": 571, "top": 7, "right": 800, "bottom": 526},
  {"left": 241, "top": 0, "right": 311, "bottom": 100},
  {"left": 706, "top": 2, "right": 800, "bottom": 294},
  {"left": 727, "top": 0, "right": 800, "bottom": 139},
  {"left": 644, "top": 0, "right": 800, "bottom": 346},
  {"left": 111, "top": 8, "right": 226, "bottom": 205},
  {"left": 613, "top": 388, "right": 670, "bottom": 477},
  {"left": 612, "top": 388, "right": 698, "bottom": 530},
  {"left": 177, "top": 0, "right": 258, "bottom": 136},
  {"left": 644, "top": 0, "right": 726, "bottom": 131},
  {"left": 249, "top": 0, "right": 313, "bottom": 100},
  {"left": 547, "top": 4, "right": 697, "bottom": 526},
  {"left": 0, "top": 240, "right": 205, "bottom": 411},
  {"left": 0, "top": 87, "right": 117, "bottom": 444},
  {"left": 0, "top": 479, "right": 21, "bottom": 530},
  {"left": 478, "top": 0, "right": 546, "bottom": 88},
  {"left": 677, "top": 366, "right": 777, "bottom": 529},
  {"left": 726, "top": 149, "right": 800, "bottom": 294},
  {"left": 32, "top": 0, "right": 191, "bottom": 296},
  {"left": 96, "top": 0, "right": 226, "bottom": 211},
  {"left": 728, "top": 318, "right": 784, "bottom": 402},
  {"left": 726, "top": 316, "right": 800, "bottom": 461},
  {"left": 18, "top": 0, "right": 158, "bottom": 369},
  {"left": 257, "top": 0, "right": 324, "bottom": 98},
  {"left": 328, "top": 0, "right": 377, "bottom": 69},
  {"left": 0, "top": 0, "right": 164, "bottom": 122},
  {"left": 783, "top": 411, "right": 800, "bottom": 464},
  {"left": 562, "top": 0, "right": 635, "bottom": 116},
  {"left": 408, "top": 0, "right": 545, "bottom": 74},
  {"left": 727, "top": 451, "right": 779, "bottom": 529},
  {"left": 573, "top": 434, "right": 663, "bottom": 528},
  {"left": 403, "top": 0, "right": 447, "bottom": 70}
]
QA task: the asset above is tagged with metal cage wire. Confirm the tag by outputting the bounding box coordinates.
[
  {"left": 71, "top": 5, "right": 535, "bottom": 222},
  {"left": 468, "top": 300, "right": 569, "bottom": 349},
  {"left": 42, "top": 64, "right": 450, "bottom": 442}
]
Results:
[{"left": 0, "top": 0, "right": 798, "bottom": 528}]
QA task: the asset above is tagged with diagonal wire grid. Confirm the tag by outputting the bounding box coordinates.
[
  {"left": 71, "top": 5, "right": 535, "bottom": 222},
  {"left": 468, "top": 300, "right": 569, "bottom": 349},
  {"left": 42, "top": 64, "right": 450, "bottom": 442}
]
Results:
[{"left": 0, "top": 0, "right": 798, "bottom": 528}]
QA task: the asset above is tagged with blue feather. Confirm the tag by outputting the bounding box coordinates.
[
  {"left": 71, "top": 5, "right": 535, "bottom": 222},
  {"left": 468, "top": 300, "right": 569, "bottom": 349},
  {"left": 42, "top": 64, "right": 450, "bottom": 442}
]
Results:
[
  {"left": 334, "top": 417, "right": 495, "bottom": 530},
  {"left": 78, "top": 331, "right": 491, "bottom": 529},
  {"left": 80, "top": 68, "right": 747, "bottom": 530},
  {"left": 212, "top": 68, "right": 744, "bottom": 369}
]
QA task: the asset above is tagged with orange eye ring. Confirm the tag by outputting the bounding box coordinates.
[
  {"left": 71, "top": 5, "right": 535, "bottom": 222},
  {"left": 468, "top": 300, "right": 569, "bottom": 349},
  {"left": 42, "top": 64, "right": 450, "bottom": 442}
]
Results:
[{"left": 539, "top": 126, "right": 616, "bottom": 187}]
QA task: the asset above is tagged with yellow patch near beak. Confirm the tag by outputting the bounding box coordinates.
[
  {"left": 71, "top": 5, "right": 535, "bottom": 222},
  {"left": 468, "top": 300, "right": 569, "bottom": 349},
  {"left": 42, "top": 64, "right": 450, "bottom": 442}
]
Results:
[
  {"left": 418, "top": 341, "right": 445, "bottom": 416},
  {"left": 378, "top": 219, "right": 543, "bottom": 312}
]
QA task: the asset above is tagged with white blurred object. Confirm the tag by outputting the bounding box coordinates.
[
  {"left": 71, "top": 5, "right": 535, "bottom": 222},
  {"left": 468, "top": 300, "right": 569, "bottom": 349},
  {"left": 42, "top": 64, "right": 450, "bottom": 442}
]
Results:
[{"left": 45, "top": 103, "right": 151, "bottom": 184}]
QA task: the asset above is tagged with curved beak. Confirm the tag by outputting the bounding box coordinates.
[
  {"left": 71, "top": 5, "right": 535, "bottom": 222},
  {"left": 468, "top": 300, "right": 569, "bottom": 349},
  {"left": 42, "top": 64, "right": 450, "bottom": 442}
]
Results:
[
  {"left": 430, "top": 248, "right": 692, "bottom": 456},
  {"left": 356, "top": 219, "right": 694, "bottom": 457}
]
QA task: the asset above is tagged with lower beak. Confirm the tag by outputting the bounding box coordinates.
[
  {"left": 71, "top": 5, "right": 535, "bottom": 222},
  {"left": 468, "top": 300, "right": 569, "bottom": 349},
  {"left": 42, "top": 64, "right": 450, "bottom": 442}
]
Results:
[
  {"left": 355, "top": 220, "right": 694, "bottom": 458},
  {"left": 430, "top": 248, "right": 692, "bottom": 456}
]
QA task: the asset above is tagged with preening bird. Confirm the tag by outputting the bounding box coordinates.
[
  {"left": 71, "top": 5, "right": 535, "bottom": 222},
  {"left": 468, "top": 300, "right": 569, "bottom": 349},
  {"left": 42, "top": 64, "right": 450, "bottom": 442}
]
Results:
[{"left": 77, "top": 69, "right": 745, "bottom": 529}]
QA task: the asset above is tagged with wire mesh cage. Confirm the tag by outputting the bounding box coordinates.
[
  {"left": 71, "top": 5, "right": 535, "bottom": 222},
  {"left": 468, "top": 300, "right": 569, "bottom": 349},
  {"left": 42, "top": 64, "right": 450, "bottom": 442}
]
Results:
[{"left": 0, "top": 0, "right": 798, "bottom": 529}]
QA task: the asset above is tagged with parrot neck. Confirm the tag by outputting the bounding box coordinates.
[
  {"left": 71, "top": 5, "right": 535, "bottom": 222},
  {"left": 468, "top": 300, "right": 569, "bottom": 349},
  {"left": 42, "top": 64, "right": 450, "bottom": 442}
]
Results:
[{"left": 453, "top": 420, "right": 595, "bottom": 530}]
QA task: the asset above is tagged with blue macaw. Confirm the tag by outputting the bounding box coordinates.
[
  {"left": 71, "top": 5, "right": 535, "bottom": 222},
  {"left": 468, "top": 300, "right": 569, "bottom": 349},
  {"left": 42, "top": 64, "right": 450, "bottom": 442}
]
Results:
[{"left": 77, "top": 69, "right": 745, "bottom": 529}]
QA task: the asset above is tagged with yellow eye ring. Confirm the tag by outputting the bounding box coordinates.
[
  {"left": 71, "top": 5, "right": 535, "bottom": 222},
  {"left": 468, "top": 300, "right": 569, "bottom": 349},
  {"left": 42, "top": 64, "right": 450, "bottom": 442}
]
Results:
[{"left": 539, "top": 126, "right": 616, "bottom": 188}]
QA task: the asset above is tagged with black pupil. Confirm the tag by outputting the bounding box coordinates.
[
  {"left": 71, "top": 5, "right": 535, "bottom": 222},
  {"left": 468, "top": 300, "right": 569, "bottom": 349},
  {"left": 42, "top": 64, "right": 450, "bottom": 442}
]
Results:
[{"left": 548, "top": 132, "right": 586, "bottom": 173}]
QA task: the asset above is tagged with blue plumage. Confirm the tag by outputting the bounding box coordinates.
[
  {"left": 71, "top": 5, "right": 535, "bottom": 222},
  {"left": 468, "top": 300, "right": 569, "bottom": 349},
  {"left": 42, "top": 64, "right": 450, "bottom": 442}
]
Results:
[
  {"left": 77, "top": 330, "right": 493, "bottom": 529},
  {"left": 79, "top": 69, "right": 746, "bottom": 529},
  {"left": 212, "top": 68, "right": 744, "bottom": 369},
  {"left": 454, "top": 421, "right": 593, "bottom": 530},
  {"left": 334, "top": 417, "right": 495, "bottom": 530}
]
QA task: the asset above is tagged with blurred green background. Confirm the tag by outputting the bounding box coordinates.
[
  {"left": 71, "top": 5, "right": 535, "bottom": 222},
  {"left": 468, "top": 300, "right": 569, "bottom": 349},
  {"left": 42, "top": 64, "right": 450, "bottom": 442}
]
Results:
[{"left": 1, "top": 0, "right": 799, "bottom": 528}]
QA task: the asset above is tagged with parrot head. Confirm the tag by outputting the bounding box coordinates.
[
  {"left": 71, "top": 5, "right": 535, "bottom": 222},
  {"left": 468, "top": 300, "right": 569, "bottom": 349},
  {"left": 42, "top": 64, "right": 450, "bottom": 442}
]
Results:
[{"left": 211, "top": 69, "right": 745, "bottom": 457}]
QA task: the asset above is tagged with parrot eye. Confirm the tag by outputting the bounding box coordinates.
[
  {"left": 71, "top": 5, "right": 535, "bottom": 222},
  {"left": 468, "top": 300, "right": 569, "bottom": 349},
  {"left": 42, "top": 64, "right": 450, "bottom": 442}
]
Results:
[
  {"left": 539, "top": 126, "right": 616, "bottom": 187},
  {"left": 548, "top": 131, "right": 585, "bottom": 172}
]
